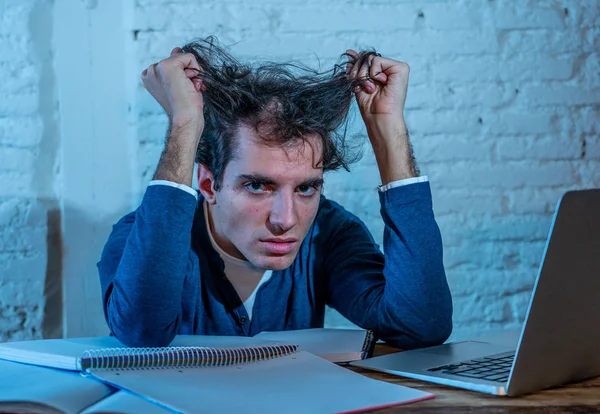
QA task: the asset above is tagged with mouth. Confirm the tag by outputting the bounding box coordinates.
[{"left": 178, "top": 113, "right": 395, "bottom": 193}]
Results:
[{"left": 260, "top": 238, "right": 298, "bottom": 255}]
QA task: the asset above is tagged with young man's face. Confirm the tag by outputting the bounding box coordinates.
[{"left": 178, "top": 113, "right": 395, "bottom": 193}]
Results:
[{"left": 200, "top": 125, "right": 324, "bottom": 270}]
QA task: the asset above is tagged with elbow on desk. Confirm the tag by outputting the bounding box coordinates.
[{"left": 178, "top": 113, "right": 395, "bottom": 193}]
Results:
[
  {"left": 105, "top": 308, "right": 177, "bottom": 348},
  {"left": 108, "top": 321, "right": 177, "bottom": 348},
  {"left": 412, "top": 316, "right": 453, "bottom": 348},
  {"left": 383, "top": 318, "right": 453, "bottom": 350},
  {"left": 379, "top": 304, "right": 454, "bottom": 349}
]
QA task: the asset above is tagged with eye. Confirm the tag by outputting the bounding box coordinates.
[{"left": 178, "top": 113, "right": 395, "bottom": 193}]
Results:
[
  {"left": 245, "top": 182, "right": 269, "bottom": 194},
  {"left": 297, "top": 184, "right": 317, "bottom": 197}
]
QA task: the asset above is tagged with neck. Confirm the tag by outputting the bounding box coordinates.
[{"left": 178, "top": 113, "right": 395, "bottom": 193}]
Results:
[{"left": 206, "top": 202, "right": 247, "bottom": 261}]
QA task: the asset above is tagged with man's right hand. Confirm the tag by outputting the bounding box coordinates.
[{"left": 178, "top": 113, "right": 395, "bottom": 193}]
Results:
[
  {"left": 142, "top": 47, "right": 206, "bottom": 135},
  {"left": 146, "top": 48, "right": 207, "bottom": 186}
]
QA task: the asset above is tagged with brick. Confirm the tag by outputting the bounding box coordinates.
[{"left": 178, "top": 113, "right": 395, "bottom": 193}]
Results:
[
  {"left": 427, "top": 161, "right": 578, "bottom": 188},
  {"left": 452, "top": 296, "right": 514, "bottom": 324},
  {"left": 380, "top": 31, "right": 499, "bottom": 56},
  {"left": 522, "top": 85, "right": 600, "bottom": 106},
  {"left": 0, "top": 93, "right": 38, "bottom": 116},
  {"left": 0, "top": 147, "right": 36, "bottom": 172},
  {"left": 0, "top": 35, "right": 29, "bottom": 63},
  {"left": 494, "top": 4, "right": 565, "bottom": 30},
  {"left": 0, "top": 5, "right": 30, "bottom": 37},
  {"left": 485, "top": 113, "right": 557, "bottom": 135},
  {"left": 505, "top": 56, "right": 574, "bottom": 81},
  {"left": 510, "top": 291, "right": 533, "bottom": 322},
  {"left": 573, "top": 3, "right": 600, "bottom": 28},
  {"left": 579, "top": 161, "right": 600, "bottom": 187},
  {"left": 138, "top": 114, "right": 169, "bottom": 144},
  {"left": 432, "top": 57, "right": 500, "bottom": 83},
  {"left": 0, "top": 172, "right": 33, "bottom": 197},
  {"left": 432, "top": 188, "right": 503, "bottom": 216},
  {"left": 136, "top": 89, "right": 165, "bottom": 115},
  {"left": 0, "top": 64, "right": 38, "bottom": 94},
  {"left": 0, "top": 117, "right": 43, "bottom": 148},
  {"left": 136, "top": 4, "right": 271, "bottom": 33},
  {"left": 416, "top": 136, "right": 494, "bottom": 163},
  {"left": 0, "top": 305, "right": 43, "bottom": 342},
  {"left": 573, "top": 107, "right": 600, "bottom": 135},
  {"left": 585, "top": 135, "right": 600, "bottom": 159},
  {"left": 275, "top": 5, "right": 416, "bottom": 32},
  {"left": 407, "top": 110, "right": 484, "bottom": 136},
  {"left": 438, "top": 214, "right": 552, "bottom": 243},
  {"left": 501, "top": 30, "right": 581, "bottom": 55},
  {"left": 507, "top": 187, "right": 575, "bottom": 215},
  {"left": 442, "top": 83, "right": 515, "bottom": 109},
  {"left": 448, "top": 269, "right": 536, "bottom": 298},
  {"left": 443, "top": 241, "right": 541, "bottom": 270},
  {"left": 0, "top": 278, "right": 45, "bottom": 306},
  {"left": 423, "top": 1, "right": 483, "bottom": 30},
  {"left": 497, "top": 135, "right": 583, "bottom": 161},
  {"left": 0, "top": 225, "right": 46, "bottom": 254}
]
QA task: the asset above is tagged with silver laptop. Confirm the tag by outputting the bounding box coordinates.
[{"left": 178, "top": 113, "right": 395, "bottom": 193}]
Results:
[{"left": 352, "top": 189, "right": 600, "bottom": 396}]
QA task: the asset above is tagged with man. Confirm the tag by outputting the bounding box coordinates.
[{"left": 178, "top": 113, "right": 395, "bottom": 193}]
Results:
[{"left": 98, "top": 38, "right": 452, "bottom": 348}]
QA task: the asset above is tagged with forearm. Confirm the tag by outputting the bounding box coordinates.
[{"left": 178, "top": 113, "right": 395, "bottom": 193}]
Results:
[
  {"left": 153, "top": 118, "right": 202, "bottom": 187},
  {"left": 98, "top": 185, "right": 198, "bottom": 347},
  {"left": 327, "top": 183, "right": 452, "bottom": 349},
  {"left": 366, "top": 121, "right": 419, "bottom": 184},
  {"left": 375, "top": 183, "right": 452, "bottom": 346}
]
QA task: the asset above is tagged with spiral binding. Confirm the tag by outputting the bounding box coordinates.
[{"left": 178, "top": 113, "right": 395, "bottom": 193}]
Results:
[{"left": 78, "top": 344, "right": 298, "bottom": 372}]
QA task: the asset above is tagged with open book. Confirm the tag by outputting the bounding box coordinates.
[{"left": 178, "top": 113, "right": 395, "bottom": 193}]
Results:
[
  {"left": 0, "top": 334, "right": 433, "bottom": 413},
  {"left": 0, "top": 359, "right": 112, "bottom": 414}
]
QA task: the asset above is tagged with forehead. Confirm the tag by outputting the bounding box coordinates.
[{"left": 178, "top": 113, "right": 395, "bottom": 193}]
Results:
[{"left": 226, "top": 125, "right": 324, "bottom": 180}]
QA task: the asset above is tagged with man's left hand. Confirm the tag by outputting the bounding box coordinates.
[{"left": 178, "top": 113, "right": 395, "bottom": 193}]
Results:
[
  {"left": 346, "top": 50, "right": 409, "bottom": 135},
  {"left": 346, "top": 50, "right": 418, "bottom": 182}
]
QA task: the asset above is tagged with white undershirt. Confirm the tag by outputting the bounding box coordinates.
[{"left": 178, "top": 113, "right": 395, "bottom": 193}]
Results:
[{"left": 203, "top": 201, "right": 272, "bottom": 321}]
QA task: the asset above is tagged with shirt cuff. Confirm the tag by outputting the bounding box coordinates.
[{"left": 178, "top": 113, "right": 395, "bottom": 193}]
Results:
[
  {"left": 149, "top": 180, "right": 198, "bottom": 199},
  {"left": 378, "top": 176, "right": 429, "bottom": 192}
]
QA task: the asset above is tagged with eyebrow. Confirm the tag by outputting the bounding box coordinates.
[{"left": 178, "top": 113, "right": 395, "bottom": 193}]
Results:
[{"left": 238, "top": 174, "right": 324, "bottom": 188}]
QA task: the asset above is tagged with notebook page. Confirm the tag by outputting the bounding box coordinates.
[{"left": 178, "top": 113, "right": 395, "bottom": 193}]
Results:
[
  {"left": 254, "top": 328, "right": 370, "bottom": 362},
  {"left": 0, "top": 337, "right": 121, "bottom": 371},
  {"left": 0, "top": 335, "right": 283, "bottom": 371},
  {"left": 0, "top": 359, "right": 113, "bottom": 414},
  {"left": 90, "top": 350, "right": 433, "bottom": 414},
  {"left": 81, "top": 390, "right": 171, "bottom": 414}
]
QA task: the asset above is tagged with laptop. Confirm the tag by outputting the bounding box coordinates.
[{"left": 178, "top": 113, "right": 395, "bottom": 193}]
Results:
[{"left": 352, "top": 189, "right": 600, "bottom": 396}]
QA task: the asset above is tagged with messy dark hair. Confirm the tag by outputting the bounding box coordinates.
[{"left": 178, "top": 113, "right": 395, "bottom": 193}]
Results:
[{"left": 181, "top": 36, "right": 378, "bottom": 190}]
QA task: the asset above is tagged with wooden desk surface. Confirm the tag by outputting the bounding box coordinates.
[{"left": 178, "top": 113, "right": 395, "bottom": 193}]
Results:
[{"left": 349, "top": 344, "right": 600, "bottom": 413}]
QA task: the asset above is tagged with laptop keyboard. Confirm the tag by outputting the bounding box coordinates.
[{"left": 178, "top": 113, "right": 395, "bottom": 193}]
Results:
[{"left": 427, "top": 351, "right": 515, "bottom": 383}]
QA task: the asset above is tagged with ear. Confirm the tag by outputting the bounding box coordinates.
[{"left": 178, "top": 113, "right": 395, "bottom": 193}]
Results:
[{"left": 197, "top": 164, "right": 218, "bottom": 204}]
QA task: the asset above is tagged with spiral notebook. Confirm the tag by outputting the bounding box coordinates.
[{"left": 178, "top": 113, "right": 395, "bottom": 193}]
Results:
[
  {"left": 0, "top": 336, "right": 434, "bottom": 413},
  {"left": 254, "top": 328, "right": 376, "bottom": 362}
]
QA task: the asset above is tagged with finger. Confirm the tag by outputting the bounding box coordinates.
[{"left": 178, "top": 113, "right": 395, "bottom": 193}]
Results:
[
  {"left": 348, "top": 53, "right": 362, "bottom": 86},
  {"left": 178, "top": 52, "right": 201, "bottom": 72},
  {"left": 184, "top": 68, "right": 204, "bottom": 92},
  {"left": 142, "top": 63, "right": 156, "bottom": 79},
  {"left": 345, "top": 49, "right": 357, "bottom": 75},
  {"left": 170, "top": 47, "right": 183, "bottom": 57},
  {"left": 358, "top": 54, "right": 377, "bottom": 94},
  {"left": 369, "top": 56, "right": 409, "bottom": 84},
  {"left": 184, "top": 68, "right": 199, "bottom": 79},
  {"left": 193, "top": 78, "right": 206, "bottom": 92}
]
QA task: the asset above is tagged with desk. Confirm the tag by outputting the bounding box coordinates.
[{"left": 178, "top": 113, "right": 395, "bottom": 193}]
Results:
[{"left": 349, "top": 344, "right": 600, "bottom": 413}]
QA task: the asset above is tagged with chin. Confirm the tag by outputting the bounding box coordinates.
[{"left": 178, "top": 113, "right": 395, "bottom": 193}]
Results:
[{"left": 251, "top": 254, "right": 296, "bottom": 271}]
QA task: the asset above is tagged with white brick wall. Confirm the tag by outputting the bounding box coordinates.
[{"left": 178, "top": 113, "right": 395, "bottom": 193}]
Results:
[
  {"left": 131, "top": 0, "right": 600, "bottom": 340},
  {"left": 0, "top": 0, "right": 53, "bottom": 341},
  {"left": 1, "top": 0, "right": 598, "bottom": 341}
]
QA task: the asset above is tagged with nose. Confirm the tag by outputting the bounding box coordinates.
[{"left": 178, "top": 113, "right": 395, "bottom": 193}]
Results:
[{"left": 268, "top": 191, "right": 298, "bottom": 233}]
